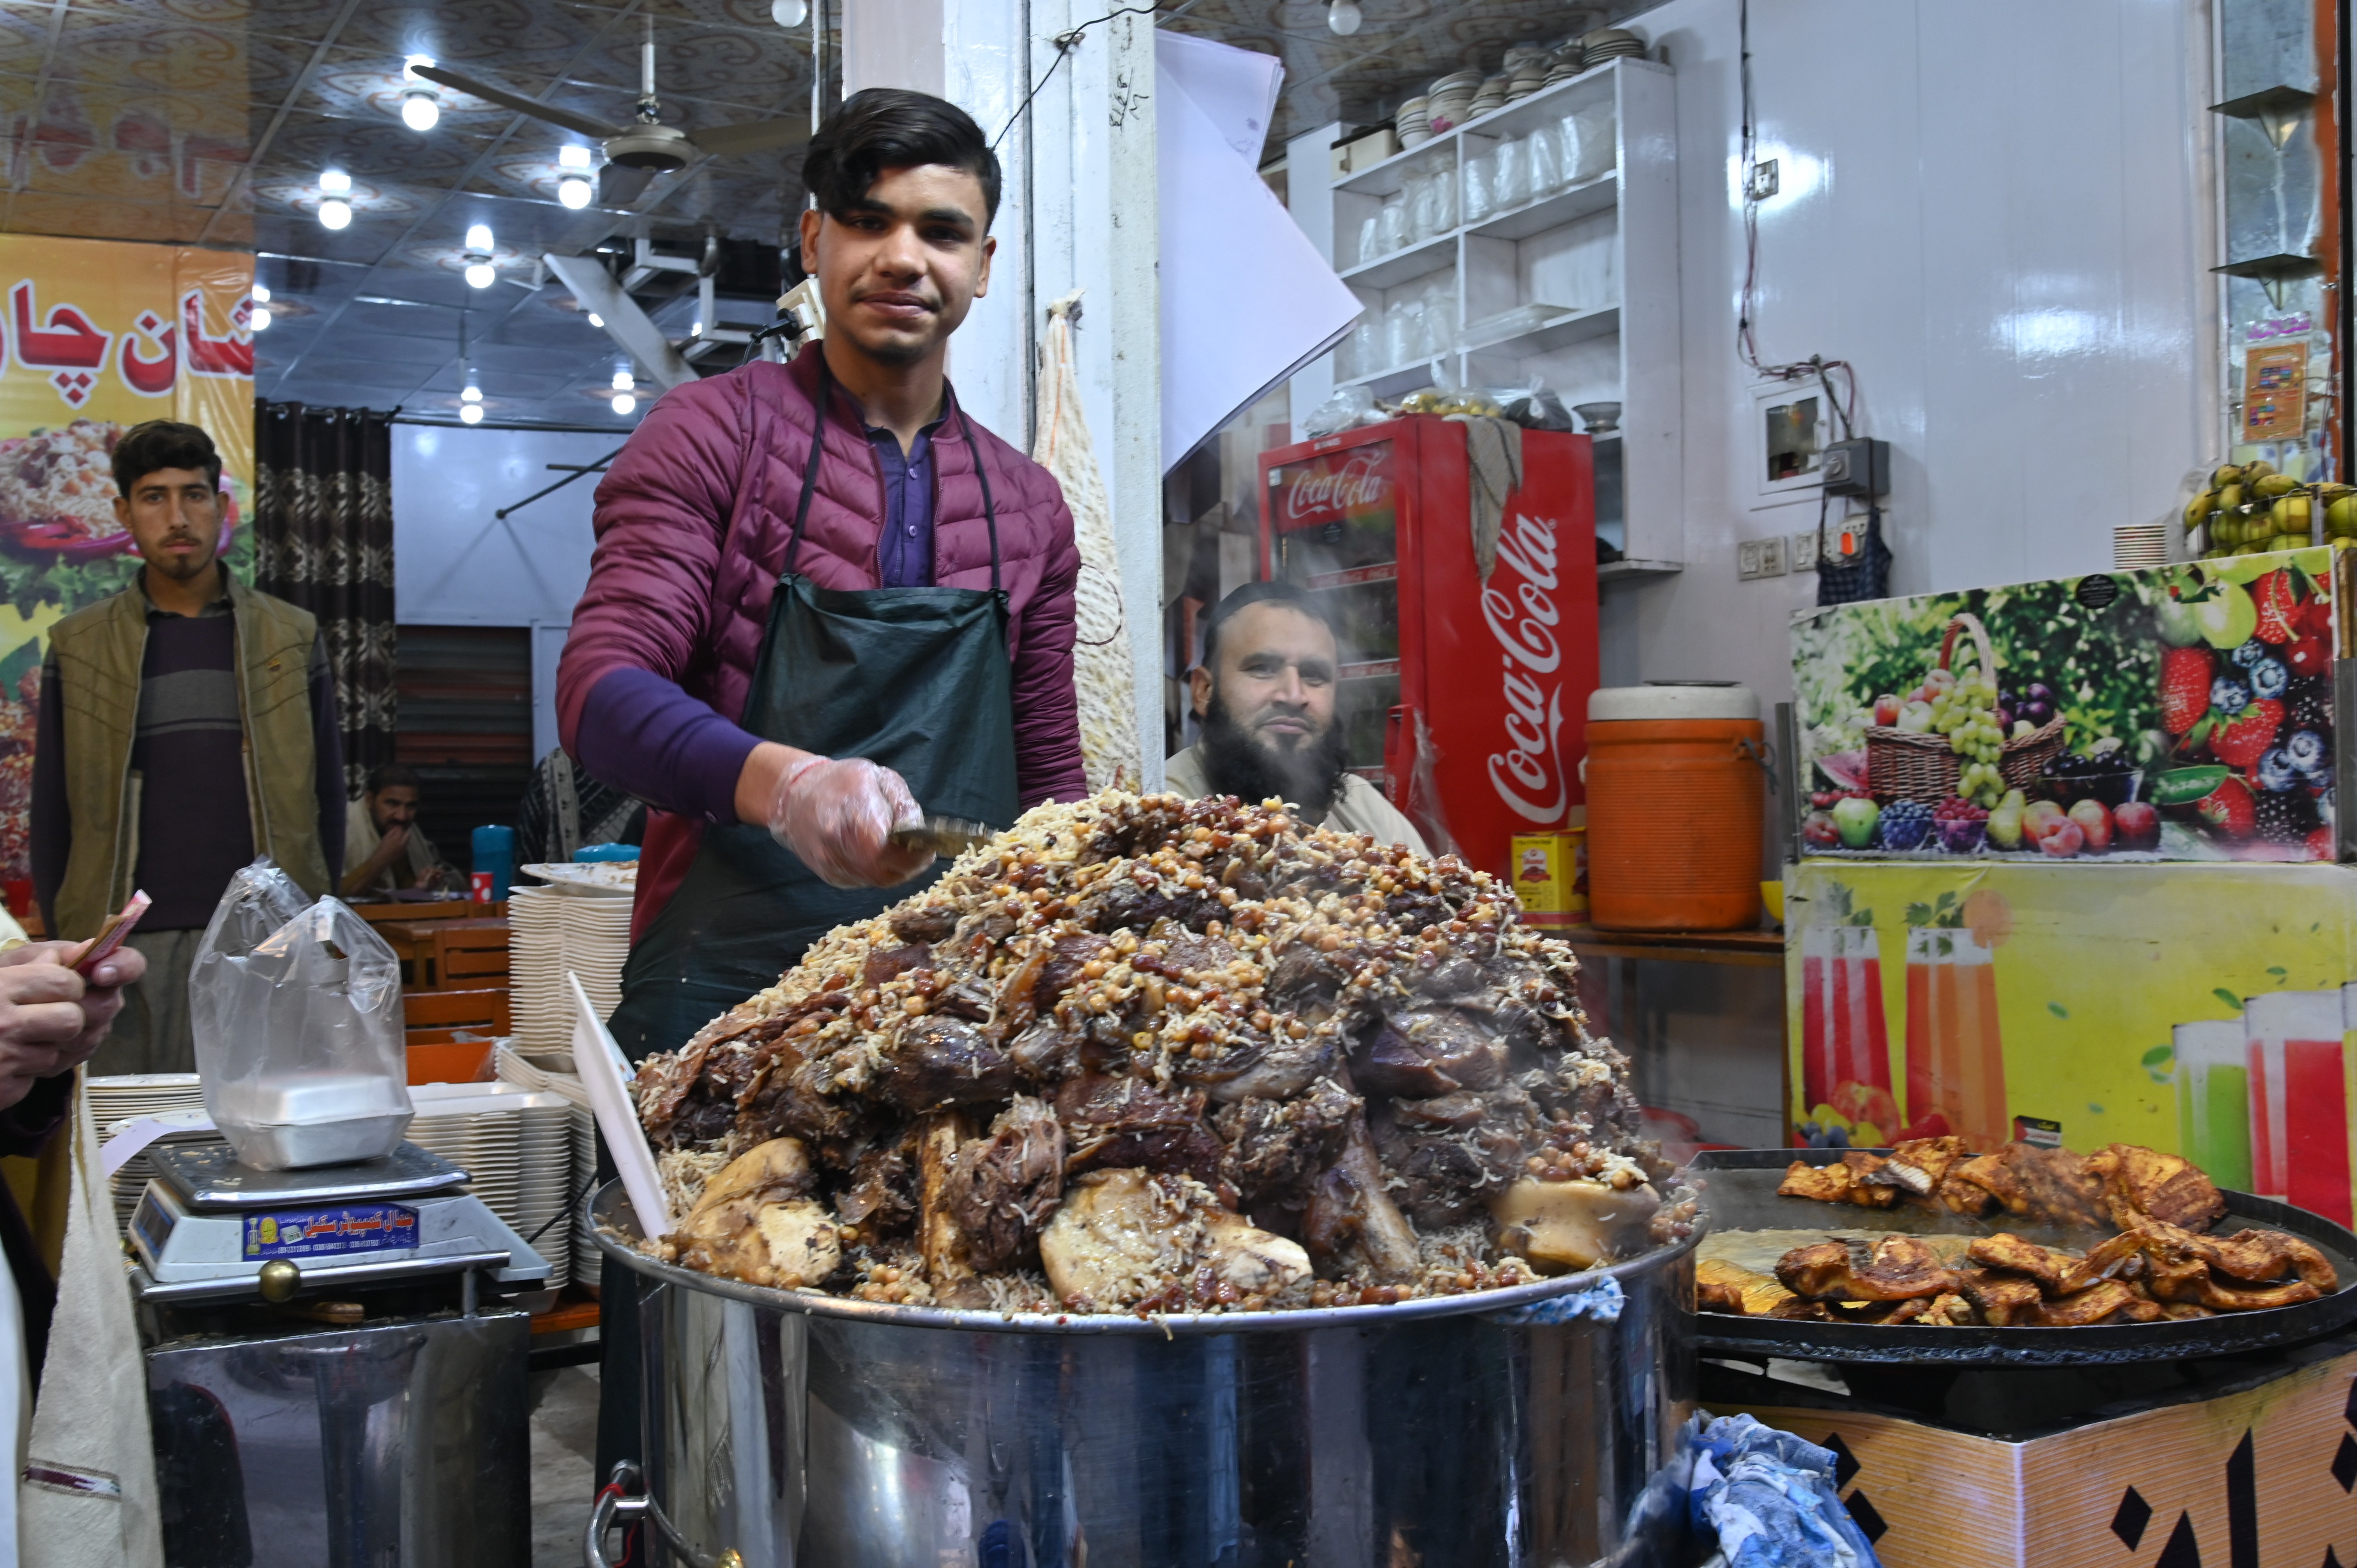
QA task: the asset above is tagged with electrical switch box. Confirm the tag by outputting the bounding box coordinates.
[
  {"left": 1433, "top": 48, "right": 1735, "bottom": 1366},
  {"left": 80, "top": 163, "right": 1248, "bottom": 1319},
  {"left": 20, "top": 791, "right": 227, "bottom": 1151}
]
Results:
[{"left": 1822, "top": 437, "right": 1888, "bottom": 498}]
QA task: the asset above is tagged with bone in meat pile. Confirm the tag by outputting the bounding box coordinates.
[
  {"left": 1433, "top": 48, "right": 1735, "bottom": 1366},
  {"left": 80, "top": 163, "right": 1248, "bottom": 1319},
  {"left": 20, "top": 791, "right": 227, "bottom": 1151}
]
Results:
[
  {"left": 634, "top": 792, "right": 1690, "bottom": 1314},
  {"left": 1693, "top": 1137, "right": 2338, "bottom": 1326}
]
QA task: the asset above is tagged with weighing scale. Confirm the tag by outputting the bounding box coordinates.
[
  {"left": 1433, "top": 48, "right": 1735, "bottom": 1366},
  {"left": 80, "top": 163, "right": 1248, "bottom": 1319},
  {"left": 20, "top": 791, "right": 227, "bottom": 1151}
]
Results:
[{"left": 134, "top": 1141, "right": 548, "bottom": 1567}]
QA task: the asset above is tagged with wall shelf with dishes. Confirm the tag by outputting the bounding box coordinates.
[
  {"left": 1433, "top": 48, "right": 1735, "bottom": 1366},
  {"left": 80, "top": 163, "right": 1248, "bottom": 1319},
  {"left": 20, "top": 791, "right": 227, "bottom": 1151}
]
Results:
[{"left": 1299, "top": 53, "right": 1680, "bottom": 566}]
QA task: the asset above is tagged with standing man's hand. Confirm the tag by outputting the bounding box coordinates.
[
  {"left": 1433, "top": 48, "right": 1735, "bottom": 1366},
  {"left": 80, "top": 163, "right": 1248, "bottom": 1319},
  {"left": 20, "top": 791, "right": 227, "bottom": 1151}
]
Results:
[
  {"left": 748, "top": 747, "right": 935, "bottom": 888},
  {"left": 0, "top": 940, "right": 146, "bottom": 1110}
]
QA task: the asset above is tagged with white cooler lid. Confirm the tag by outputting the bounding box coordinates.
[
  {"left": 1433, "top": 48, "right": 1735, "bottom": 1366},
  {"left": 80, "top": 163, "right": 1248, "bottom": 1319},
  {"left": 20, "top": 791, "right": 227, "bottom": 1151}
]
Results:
[{"left": 1588, "top": 681, "right": 1759, "bottom": 722}]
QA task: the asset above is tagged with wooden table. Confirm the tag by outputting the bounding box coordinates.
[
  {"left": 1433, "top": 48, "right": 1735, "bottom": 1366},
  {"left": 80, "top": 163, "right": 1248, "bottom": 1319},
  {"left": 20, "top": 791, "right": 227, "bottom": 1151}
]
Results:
[{"left": 1560, "top": 924, "right": 1786, "bottom": 969}]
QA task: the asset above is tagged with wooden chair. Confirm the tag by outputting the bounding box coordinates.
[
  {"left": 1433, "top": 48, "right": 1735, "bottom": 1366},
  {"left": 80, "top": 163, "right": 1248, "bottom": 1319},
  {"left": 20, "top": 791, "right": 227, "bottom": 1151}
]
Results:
[{"left": 404, "top": 987, "right": 510, "bottom": 1042}]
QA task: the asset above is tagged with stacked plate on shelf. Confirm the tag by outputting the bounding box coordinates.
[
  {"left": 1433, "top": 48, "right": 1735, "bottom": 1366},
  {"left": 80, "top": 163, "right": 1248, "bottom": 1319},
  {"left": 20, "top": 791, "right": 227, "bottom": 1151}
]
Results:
[
  {"left": 1424, "top": 69, "right": 1481, "bottom": 132},
  {"left": 90, "top": 1073, "right": 221, "bottom": 1233},
  {"left": 1503, "top": 44, "right": 1550, "bottom": 102},
  {"left": 407, "top": 1082, "right": 576, "bottom": 1289},
  {"left": 1580, "top": 27, "right": 1646, "bottom": 61},
  {"left": 495, "top": 1045, "right": 602, "bottom": 1292},
  {"left": 1466, "top": 73, "right": 1511, "bottom": 120},
  {"left": 1544, "top": 40, "right": 1586, "bottom": 84},
  {"left": 509, "top": 879, "right": 634, "bottom": 1051},
  {"left": 1396, "top": 95, "right": 1431, "bottom": 148}
]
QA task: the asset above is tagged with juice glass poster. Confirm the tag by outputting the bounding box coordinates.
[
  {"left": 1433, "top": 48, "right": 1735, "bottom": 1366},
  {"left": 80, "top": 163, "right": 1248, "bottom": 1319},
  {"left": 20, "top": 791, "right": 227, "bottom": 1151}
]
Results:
[
  {"left": 0, "top": 236, "right": 254, "bottom": 881},
  {"left": 1790, "top": 547, "right": 2339, "bottom": 862},
  {"left": 1785, "top": 859, "right": 2357, "bottom": 1227}
]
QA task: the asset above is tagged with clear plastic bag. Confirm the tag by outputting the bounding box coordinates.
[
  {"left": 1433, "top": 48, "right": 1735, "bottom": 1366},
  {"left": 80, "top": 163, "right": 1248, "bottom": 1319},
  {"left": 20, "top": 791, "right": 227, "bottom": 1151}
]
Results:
[
  {"left": 1490, "top": 377, "right": 1577, "bottom": 431},
  {"left": 1303, "top": 383, "right": 1380, "bottom": 437},
  {"left": 191, "top": 858, "right": 414, "bottom": 1170}
]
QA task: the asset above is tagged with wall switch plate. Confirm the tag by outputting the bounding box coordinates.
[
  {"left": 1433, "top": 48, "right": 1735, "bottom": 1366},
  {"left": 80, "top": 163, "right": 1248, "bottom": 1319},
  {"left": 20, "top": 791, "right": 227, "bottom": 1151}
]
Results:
[
  {"left": 1738, "top": 537, "right": 1788, "bottom": 581},
  {"left": 1790, "top": 529, "right": 1820, "bottom": 571},
  {"left": 1747, "top": 159, "right": 1779, "bottom": 201}
]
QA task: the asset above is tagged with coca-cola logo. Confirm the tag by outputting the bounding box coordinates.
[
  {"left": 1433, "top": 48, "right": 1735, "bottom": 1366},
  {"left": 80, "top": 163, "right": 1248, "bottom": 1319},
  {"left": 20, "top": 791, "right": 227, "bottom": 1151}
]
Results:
[
  {"left": 1283, "top": 450, "right": 1390, "bottom": 523},
  {"left": 1484, "top": 512, "right": 1569, "bottom": 824}
]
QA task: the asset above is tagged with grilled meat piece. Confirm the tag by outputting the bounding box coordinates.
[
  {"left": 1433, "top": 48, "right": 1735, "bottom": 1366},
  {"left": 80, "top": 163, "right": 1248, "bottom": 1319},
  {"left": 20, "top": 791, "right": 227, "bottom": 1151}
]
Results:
[
  {"left": 1303, "top": 1118, "right": 1423, "bottom": 1284},
  {"left": 1887, "top": 1292, "right": 1977, "bottom": 1326},
  {"left": 1947, "top": 1144, "right": 2106, "bottom": 1228},
  {"left": 1775, "top": 1236, "right": 1961, "bottom": 1302},
  {"left": 1965, "top": 1233, "right": 2079, "bottom": 1293},
  {"left": 2082, "top": 1144, "right": 2226, "bottom": 1233},
  {"left": 1695, "top": 1257, "right": 1800, "bottom": 1317},
  {"left": 673, "top": 1139, "right": 841, "bottom": 1290},
  {"left": 944, "top": 1096, "right": 1066, "bottom": 1273},
  {"left": 889, "top": 902, "right": 961, "bottom": 944},
  {"left": 1355, "top": 1008, "right": 1507, "bottom": 1098},
  {"left": 1055, "top": 1073, "right": 1227, "bottom": 1188},
  {"left": 1777, "top": 1154, "right": 1902, "bottom": 1210},
  {"left": 2031, "top": 1280, "right": 2164, "bottom": 1326},
  {"left": 1958, "top": 1269, "right": 2046, "bottom": 1326},
  {"left": 1878, "top": 1135, "right": 1972, "bottom": 1197}
]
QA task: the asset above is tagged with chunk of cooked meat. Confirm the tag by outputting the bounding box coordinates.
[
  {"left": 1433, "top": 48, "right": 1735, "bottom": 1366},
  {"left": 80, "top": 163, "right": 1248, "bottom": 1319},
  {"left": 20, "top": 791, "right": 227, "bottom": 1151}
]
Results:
[
  {"left": 889, "top": 902, "right": 961, "bottom": 944},
  {"left": 671, "top": 1138, "right": 839, "bottom": 1289},
  {"left": 1776, "top": 1153, "right": 1902, "bottom": 1210},
  {"left": 1489, "top": 1176, "right": 1662, "bottom": 1274},
  {"left": 1055, "top": 1073, "right": 1228, "bottom": 1187},
  {"left": 1695, "top": 1257, "right": 1800, "bottom": 1317},
  {"left": 1372, "top": 1084, "right": 1540, "bottom": 1227},
  {"left": 2083, "top": 1144, "right": 2226, "bottom": 1232},
  {"left": 1965, "top": 1233, "right": 2078, "bottom": 1293},
  {"left": 916, "top": 1111, "right": 986, "bottom": 1305},
  {"left": 1302, "top": 1119, "right": 1423, "bottom": 1284},
  {"left": 2054, "top": 1230, "right": 2150, "bottom": 1295},
  {"left": 1881, "top": 1135, "right": 1972, "bottom": 1196},
  {"left": 1697, "top": 1275, "right": 1747, "bottom": 1315},
  {"left": 1775, "top": 1236, "right": 1961, "bottom": 1302},
  {"left": 1354, "top": 1008, "right": 1508, "bottom": 1098},
  {"left": 1886, "top": 1292, "right": 1977, "bottom": 1326},
  {"left": 1958, "top": 1269, "right": 2046, "bottom": 1326},
  {"left": 1932, "top": 1174, "right": 1999, "bottom": 1218},
  {"left": 944, "top": 1096, "right": 1065, "bottom": 1273},
  {"left": 869, "top": 1015, "right": 1018, "bottom": 1113},
  {"left": 1037, "top": 1167, "right": 1309, "bottom": 1310},
  {"left": 2031, "top": 1280, "right": 2163, "bottom": 1326},
  {"left": 1215, "top": 1078, "right": 1359, "bottom": 1205},
  {"left": 1947, "top": 1144, "right": 2106, "bottom": 1228}
]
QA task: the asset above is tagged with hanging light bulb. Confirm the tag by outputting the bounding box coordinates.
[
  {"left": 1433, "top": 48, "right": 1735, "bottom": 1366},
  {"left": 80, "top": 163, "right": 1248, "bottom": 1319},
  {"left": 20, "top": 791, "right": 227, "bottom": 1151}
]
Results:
[
  {"left": 252, "top": 283, "right": 271, "bottom": 304},
  {"left": 401, "top": 57, "right": 441, "bottom": 131},
  {"left": 459, "top": 401, "right": 484, "bottom": 425},
  {"left": 465, "top": 260, "right": 495, "bottom": 288},
  {"left": 611, "top": 368, "right": 634, "bottom": 391},
  {"left": 463, "top": 221, "right": 495, "bottom": 287},
  {"left": 557, "top": 143, "right": 594, "bottom": 209},
  {"left": 611, "top": 392, "right": 638, "bottom": 416},
  {"left": 1326, "top": 0, "right": 1362, "bottom": 34},
  {"left": 771, "top": 0, "right": 807, "bottom": 26},
  {"left": 318, "top": 169, "right": 352, "bottom": 229},
  {"left": 587, "top": 312, "right": 604, "bottom": 328},
  {"left": 249, "top": 305, "right": 272, "bottom": 331},
  {"left": 461, "top": 384, "right": 482, "bottom": 404},
  {"left": 464, "top": 222, "right": 494, "bottom": 253}
]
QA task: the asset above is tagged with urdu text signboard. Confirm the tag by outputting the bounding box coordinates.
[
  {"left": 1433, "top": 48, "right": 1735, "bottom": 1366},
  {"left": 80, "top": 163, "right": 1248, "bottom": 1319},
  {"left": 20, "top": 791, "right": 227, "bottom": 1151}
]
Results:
[{"left": 0, "top": 236, "right": 255, "bottom": 881}]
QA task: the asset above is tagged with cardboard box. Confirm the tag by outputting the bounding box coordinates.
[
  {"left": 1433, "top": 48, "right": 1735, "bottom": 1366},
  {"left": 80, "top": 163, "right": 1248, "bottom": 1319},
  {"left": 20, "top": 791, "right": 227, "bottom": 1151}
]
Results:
[
  {"left": 1510, "top": 829, "right": 1587, "bottom": 927},
  {"left": 1708, "top": 1338, "right": 2357, "bottom": 1567}
]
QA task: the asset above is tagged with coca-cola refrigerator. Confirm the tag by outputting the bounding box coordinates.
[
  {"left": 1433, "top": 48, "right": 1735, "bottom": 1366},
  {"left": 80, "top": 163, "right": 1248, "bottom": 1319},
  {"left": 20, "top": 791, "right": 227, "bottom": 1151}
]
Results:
[{"left": 1256, "top": 415, "right": 1601, "bottom": 878}]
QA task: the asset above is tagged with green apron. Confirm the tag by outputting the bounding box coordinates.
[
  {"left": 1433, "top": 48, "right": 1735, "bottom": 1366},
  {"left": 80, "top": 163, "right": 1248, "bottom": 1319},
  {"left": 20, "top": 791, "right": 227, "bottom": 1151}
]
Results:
[{"left": 604, "top": 360, "right": 1022, "bottom": 1063}]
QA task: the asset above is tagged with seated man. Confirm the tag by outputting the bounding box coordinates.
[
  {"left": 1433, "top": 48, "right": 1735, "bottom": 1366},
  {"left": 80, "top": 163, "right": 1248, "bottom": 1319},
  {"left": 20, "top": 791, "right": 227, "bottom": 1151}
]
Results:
[
  {"left": 343, "top": 764, "right": 460, "bottom": 897},
  {"left": 1164, "top": 581, "right": 1430, "bottom": 854}
]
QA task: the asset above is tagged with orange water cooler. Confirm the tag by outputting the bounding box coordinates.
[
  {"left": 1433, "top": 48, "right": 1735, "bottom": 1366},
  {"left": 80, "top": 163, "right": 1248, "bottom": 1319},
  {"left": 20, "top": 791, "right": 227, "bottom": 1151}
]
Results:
[{"left": 1583, "top": 683, "right": 1765, "bottom": 932}]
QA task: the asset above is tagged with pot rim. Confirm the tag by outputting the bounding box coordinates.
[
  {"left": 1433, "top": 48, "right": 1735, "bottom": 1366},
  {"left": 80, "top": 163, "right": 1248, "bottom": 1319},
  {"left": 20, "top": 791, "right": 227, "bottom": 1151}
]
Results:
[{"left": 587, "top": 1180, "right": 1707, "bottom": 1337}]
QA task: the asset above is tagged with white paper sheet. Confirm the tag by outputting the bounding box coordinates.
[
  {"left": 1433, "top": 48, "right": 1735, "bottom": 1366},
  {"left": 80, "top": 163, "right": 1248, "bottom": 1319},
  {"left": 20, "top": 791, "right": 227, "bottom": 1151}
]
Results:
[
  {"left": 570, "top": 971, "right": 675, "bottom": 1239},
  {"left": 1157, "top": 35, "right": 1362, "bottom": 471}
]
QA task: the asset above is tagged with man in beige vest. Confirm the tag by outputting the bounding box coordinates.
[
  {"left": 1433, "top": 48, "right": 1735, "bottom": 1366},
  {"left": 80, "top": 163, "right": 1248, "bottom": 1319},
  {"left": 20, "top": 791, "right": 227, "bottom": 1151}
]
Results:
[
  {"left": 1165, "top": 581, "right": 1430, "bottom": 854},
  {"left": 28, "top": 420, "right": 344, "bottom": 1074}
]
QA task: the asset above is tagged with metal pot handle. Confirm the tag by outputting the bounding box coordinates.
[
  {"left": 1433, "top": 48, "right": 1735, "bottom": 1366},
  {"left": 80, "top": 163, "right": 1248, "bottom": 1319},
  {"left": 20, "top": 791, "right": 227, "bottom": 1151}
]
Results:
[{"left": 586, "top": 1461, "right": 741, "bottom": 1568}]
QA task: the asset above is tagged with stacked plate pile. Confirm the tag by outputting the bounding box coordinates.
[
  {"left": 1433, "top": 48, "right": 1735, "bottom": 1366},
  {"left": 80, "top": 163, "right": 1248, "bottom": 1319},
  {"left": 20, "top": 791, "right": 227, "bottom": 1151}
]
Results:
[
  {"left": 1580, "top": 27, "right": 1646, "bottom": 61},
  {"left": 1503, "top": 44, "right": 1550, "bottom": 102},
  {"left": 407, "top": 1082, "right": 576, "bottom": 1289},
  {"left": 1424, "top": 69, "right": 1480, "bottom": 132},
  {"left": 1544, "top": 39, "right": 1585, "bottom": 84},
  {"left": 1396, "top": 95, "right": 1431, "bottom": 148},
  {"left": 2113, "top": 522, "right": 2170, "bottom": 570},
  {"left": 1466, "top": 73, "right": 1511, "bottom": 120},
  {"left": 496, "top": 1045, "right": 602, "bottom": 1292},
  {"left": 509, "top": 880, "right": 634, "bottom": 1051},
  {"left": 90, "top": 1074, "right": 221, "bottom": 1234}
]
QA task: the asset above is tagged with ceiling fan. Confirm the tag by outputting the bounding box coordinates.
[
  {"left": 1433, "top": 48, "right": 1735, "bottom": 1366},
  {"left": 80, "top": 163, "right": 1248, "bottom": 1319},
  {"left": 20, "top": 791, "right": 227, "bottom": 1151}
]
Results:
[{"left": 413, "top": 17, "right": 807, "bottom": 206}]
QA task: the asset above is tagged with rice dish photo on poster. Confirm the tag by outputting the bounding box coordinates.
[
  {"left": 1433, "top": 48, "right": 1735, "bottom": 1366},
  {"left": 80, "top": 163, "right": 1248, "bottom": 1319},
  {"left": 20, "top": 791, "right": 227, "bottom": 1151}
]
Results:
[{"left": 1790, "top": 548, "right": 2341, "bottom": 863}]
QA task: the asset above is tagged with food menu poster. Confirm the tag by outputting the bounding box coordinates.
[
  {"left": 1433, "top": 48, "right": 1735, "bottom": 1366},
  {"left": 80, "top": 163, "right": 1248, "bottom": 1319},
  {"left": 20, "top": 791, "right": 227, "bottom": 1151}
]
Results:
[
  {"left": 0, "top": 236, "right": 254, "bottom": 881},
  {"left": 1790, "top": 546, "right": 2339, "bottom": 864},
  {"left": 1785, "top": 858, "right": 2357, "bottom": 1228}
]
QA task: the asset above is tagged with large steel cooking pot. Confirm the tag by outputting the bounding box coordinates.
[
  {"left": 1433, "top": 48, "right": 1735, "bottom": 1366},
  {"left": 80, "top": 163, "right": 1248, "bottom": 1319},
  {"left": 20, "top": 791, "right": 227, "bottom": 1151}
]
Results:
[{"left": 588, "top": 1183, "right": 1701, "bottom": 1568}]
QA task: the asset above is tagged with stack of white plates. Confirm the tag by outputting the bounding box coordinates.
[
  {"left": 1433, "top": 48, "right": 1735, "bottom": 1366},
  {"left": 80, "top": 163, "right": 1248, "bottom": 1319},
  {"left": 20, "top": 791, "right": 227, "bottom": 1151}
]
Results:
[
  {"left": 1581, "top": 27, "right": 1646, "bottom": 61},
  {"left": 1544, "top": 39, "right": 1585, "bottom": 84},
  {"left": 2113, "top": 521, "right": 2170, "bottom": 569},
  {"left": 510, "top": 881, "right": 634, "bottom": 1050},
  {"left": 408, "top": 1082, "right": 576, "bottom": 1289},
  {"left": 1504, "top": 43, "right": 1549, "bottom": 101},
  {"left": 90, "top": 1073, "right": 221, "bottom": 1233},
  {"left": 1466, "top": 73, "right": 1511, "bottom": 119},
  {"left": 495, "top": 1045, "right": 602, "bottom": 1292},
  {"left": 1396, "top": 95, "right": 1430, "bottom": 148},
  {"left": 1425, "top": 69, "right": 1481, "bottom": 132}
]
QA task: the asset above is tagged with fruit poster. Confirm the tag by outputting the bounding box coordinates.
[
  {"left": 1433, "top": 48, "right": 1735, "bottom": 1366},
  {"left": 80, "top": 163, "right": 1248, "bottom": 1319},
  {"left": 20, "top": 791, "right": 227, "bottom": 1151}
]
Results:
[
  {"left": 1785, "top": 858, "right": 2357, "bottom": 1227},
  {"left": 1792, "top": 546, "right": 2340, "bottom": 863},
  {"left": 0, "top": 237, "right": 254, "bottom": 882}
]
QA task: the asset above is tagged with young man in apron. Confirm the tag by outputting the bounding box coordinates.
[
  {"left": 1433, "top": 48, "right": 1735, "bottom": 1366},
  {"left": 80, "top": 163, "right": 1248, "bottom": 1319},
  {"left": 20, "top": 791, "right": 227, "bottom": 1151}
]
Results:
[{"left": 557, "top": 88, "right": 1086, "bottom": 1499}]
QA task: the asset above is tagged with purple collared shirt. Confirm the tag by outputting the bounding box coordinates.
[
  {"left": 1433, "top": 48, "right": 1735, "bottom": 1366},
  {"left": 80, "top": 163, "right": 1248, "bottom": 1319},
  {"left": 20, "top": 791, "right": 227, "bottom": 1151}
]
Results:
[{"left": 867, "top": 416, "right": 944, "bottom": 589}]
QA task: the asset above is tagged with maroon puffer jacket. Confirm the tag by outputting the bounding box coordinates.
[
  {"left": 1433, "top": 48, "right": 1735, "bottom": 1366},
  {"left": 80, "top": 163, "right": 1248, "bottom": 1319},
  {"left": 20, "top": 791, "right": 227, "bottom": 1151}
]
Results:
[{"left": 558, "top": 348, "right": 1085, "bottom": 930}]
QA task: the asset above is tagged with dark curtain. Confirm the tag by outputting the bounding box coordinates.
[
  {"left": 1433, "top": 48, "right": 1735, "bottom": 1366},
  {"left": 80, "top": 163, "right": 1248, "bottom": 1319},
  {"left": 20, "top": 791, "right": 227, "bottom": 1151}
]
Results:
[{"left": 252, "top": 403, "right": 396, "bottom": 798}]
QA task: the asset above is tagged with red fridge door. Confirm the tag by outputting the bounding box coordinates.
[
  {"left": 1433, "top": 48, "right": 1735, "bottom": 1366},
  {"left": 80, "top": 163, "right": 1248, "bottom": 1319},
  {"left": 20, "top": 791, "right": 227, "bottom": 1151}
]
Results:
[{"left": 1401, "top": 425, "right": 1599, "bottom": 879}]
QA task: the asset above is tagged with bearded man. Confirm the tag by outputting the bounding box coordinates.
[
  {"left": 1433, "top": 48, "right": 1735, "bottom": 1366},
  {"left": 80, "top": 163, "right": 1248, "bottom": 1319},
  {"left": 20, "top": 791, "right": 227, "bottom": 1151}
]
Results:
[{"left": 1164, "top": 581, "right": 1429, "bottom": 853}]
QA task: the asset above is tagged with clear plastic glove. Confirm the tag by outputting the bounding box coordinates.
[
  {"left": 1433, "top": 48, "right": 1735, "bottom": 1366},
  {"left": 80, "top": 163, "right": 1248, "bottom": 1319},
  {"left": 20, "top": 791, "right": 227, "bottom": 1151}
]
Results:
[{"left": 769, "top": 755, "right": 936, "bottom": 888}]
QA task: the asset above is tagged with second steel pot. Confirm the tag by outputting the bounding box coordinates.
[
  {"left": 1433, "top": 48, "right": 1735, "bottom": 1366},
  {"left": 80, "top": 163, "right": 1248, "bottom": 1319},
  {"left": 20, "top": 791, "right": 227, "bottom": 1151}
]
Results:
[{"left": 589, "top": 1183, "right": 1700, "bottom": 1568}]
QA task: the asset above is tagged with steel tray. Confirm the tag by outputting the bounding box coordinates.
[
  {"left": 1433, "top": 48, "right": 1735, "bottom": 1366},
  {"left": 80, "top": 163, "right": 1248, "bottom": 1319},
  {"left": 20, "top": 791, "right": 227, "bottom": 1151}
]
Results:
[{"left": 1688, "top": 1149, "right": 2357, "bottom": 1367}]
